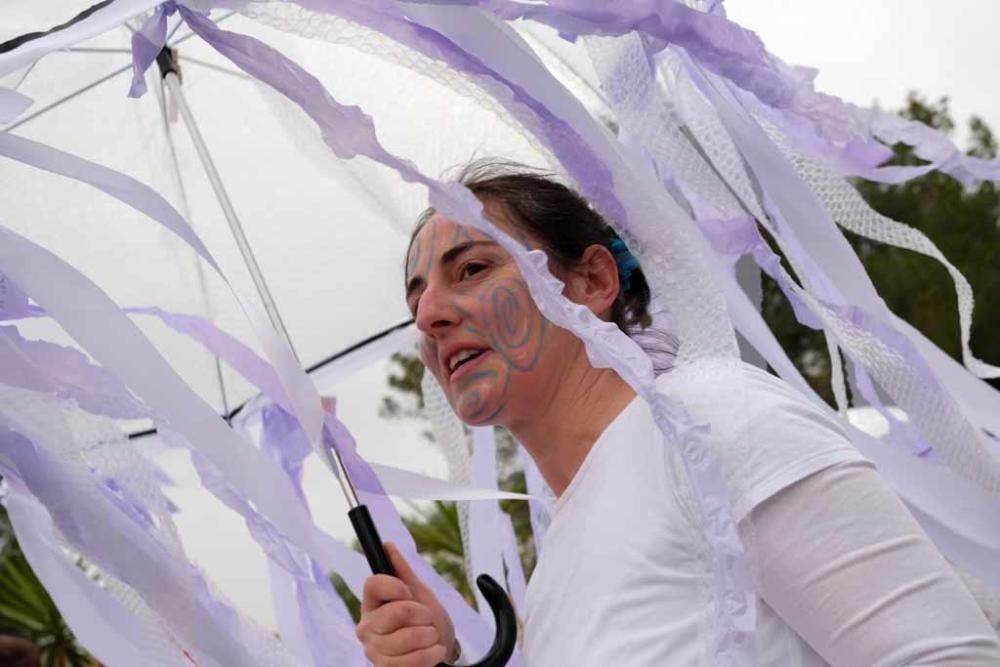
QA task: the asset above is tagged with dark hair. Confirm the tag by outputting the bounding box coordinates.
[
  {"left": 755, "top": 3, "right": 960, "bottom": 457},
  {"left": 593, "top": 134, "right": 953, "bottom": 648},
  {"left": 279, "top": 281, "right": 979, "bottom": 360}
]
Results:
[{"left": 411, "top": 159, "right": 652, "bottom": 333}]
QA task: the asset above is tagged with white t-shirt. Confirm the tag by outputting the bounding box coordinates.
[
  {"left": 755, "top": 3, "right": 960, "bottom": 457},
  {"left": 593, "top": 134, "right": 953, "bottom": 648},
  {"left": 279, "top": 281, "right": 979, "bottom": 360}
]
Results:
[{"left": 522, "top": 360, "right": 867, "bottom": 666}]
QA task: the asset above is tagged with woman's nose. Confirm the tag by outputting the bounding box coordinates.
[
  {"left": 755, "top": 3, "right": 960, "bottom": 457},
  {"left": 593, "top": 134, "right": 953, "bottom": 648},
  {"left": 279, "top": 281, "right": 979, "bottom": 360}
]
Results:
[{"left": 414, "top": 281, "right": 459, "bottom": 336}]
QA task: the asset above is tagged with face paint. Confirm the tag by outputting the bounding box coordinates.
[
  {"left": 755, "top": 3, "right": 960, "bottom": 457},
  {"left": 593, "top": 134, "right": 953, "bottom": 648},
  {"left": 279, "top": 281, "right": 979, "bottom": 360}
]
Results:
[{"left": 407, "top": 217, "right": 550, "bottom": 426}]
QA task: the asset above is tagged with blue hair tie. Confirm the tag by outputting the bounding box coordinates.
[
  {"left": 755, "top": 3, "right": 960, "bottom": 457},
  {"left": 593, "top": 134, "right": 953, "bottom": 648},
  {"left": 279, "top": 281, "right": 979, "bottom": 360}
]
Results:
[{"left": 608, "top": 239, "right": 640, "bottom": 292}]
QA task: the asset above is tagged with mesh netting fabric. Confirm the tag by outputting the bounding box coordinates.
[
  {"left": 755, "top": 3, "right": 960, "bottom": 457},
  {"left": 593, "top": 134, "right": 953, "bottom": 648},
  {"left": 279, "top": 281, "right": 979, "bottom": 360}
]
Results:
[
  {"left": 763, "top": 114, "right": 999, "bottom": 380},
  {"left": 0, "top": 386, "right": 302, "bottom": 667},
  {"left": 421, "top": 367, "right": 476, "bottom": 594}
]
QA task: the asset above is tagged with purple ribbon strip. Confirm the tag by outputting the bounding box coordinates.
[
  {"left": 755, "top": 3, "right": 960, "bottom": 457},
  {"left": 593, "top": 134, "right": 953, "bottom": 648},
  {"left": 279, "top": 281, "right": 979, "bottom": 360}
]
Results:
[{"left": 128, "top": 3, "right": 176, "bottom": 97}]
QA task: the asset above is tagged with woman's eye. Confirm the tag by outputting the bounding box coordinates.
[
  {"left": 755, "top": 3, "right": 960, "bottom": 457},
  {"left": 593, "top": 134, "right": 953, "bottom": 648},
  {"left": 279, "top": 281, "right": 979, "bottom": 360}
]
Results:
[{"left": 460, "top": 262, "right": 488, "bottom": 279}]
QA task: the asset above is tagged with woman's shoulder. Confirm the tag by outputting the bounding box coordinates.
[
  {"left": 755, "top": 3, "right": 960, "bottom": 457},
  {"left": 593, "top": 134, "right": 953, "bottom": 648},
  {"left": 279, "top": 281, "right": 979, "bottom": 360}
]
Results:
[
  {"left": 655, "top": 358, "right": 836, "bottom": 428},
  {"left": 655, "top": 358, "right": 869, "bottom": 521}
]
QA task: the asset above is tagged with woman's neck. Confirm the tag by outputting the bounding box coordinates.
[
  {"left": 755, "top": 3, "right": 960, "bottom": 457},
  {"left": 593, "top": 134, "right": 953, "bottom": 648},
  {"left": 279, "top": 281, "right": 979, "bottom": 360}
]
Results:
[{"left": 506, "top": 361, "right": 636, "bottom": 497}]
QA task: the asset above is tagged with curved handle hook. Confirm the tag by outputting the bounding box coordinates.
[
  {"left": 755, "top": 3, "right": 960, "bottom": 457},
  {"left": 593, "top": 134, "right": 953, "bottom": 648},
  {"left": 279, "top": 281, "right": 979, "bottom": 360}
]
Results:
[
  {"left": 349, "top": 506, "right": 518, "bottom": 666},
  {"left": 446, "top": 573, "right": 517, "bottom": 667}
]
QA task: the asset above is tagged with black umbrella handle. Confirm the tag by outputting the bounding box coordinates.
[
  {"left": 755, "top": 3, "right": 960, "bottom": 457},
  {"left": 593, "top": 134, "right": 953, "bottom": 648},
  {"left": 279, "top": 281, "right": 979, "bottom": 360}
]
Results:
[{"left": 348, "top": 505, "right": 517, "bottom": 667}]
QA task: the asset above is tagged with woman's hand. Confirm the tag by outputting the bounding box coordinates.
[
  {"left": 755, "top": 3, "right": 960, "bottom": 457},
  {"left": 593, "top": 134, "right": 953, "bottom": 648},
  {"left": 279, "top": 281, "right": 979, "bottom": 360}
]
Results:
[{"left": 356, "top": 543, "right": 459, "bottom": 667}]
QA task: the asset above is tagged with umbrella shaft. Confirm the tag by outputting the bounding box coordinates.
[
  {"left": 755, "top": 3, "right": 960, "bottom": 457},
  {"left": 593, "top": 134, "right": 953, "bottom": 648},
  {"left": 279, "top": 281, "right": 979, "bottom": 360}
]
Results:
[
  {"left": 164, "top": 71, "right": 295, "bottom": 356},
  {"left": 164, "top": 71, "right": 362, "bottom": 509}
]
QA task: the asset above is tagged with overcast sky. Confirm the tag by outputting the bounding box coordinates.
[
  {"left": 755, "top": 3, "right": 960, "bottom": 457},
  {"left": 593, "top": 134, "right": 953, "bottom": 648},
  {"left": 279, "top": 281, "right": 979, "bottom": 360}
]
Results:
[{"left": 726, "top": 0, "right": 1000, "bottom": 146}]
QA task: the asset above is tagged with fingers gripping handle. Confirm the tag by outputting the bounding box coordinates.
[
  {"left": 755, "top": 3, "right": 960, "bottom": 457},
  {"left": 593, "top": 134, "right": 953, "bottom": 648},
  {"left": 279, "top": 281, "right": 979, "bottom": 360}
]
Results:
[{"left": 348, "top": 505, "right": 518, "bottom": 666}]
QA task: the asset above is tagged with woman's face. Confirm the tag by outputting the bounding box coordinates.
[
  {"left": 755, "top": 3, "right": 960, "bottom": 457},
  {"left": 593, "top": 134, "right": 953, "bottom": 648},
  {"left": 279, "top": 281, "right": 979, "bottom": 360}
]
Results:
[{"left": 405, "top": 213, "right": 573, "bottom": 426}]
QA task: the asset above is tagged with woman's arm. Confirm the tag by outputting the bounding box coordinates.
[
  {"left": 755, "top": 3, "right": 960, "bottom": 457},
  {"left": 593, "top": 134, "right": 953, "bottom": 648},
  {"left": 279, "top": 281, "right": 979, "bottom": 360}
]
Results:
[{"left": 742, "top": 462, "right": 999, "bottom": 665}]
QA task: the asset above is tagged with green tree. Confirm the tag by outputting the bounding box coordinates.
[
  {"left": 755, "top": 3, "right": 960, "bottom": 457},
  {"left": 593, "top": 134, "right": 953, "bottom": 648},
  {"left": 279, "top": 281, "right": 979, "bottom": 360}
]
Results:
[
  {"left": 762, "top": 94, "right": 1000, "bottom": 404},
  {"left": 0, "top": 504, "right": 97, "bottom": 667}
]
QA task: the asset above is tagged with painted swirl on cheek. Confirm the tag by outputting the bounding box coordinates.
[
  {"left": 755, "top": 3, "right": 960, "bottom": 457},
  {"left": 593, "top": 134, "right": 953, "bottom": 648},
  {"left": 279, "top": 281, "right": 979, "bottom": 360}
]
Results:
[
  {"left": 446, "top": 277, "right": 547, "bottom": 425},
  {"left": 484, "top": 279, "right": 547, "bottom": 372}
]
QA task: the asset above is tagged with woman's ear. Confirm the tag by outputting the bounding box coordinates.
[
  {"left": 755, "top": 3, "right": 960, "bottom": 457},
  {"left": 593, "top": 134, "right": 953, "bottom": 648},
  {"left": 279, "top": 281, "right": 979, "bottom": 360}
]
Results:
[{"left": 563, "top": 244, "right": 620, "bottom": 319}]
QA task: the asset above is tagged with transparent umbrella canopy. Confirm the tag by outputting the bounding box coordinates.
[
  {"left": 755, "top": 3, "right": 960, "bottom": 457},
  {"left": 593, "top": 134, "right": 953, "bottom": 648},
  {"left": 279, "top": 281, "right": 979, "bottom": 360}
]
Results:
[{"left": 0, "top": 3, "right": 558, "bottom": 422}]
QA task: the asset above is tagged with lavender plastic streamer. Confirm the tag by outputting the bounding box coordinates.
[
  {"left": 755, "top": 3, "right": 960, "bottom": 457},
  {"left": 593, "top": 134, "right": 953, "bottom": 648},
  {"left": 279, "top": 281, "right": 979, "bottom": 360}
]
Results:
[
  {"left": 467, "top": 426, "right": 510, "bottom": 621},
  {"left": 760, "top": 105, "right": 938, "bottom": 185},
  {"left": 893, "top": 317, "right": 1000, "bottom": 440},
  {"left": 0, "top": 86, "right": 33, "bottom": 123},
  {"left": 0, "top": 325, "right": 148, "bottom": 419},
  {"left": 188, "top": 444, "right": 364, "bottom": 667},
  {"left": 409, "top": 0, "right": 791, "bottom": 106},
  {"left": 3, "top": 489, "right": 198, "bottom": 667},
  {"left": 0, "top": 355, "right": 305, "bottom": 665},
  {"left": 257, "top": 403, "right": 363, "bottom": 667},
  {"left": 703, "top": 208, "right": 938, "bottom": 447},
  {"left": 0, "top": 132, "right": 218, "bottom": 273},
  {"left": 128, "top": 3, "right": 174, "bottom": 98},
  {"left": 296, "top": 579, "right": 366, "bottom": 667},
  {"left": 0, "top": 272, "right": 30, "bottom": 317},
  {"left": 0, "top": 416, "right": 261, "bottom": 666},
  {"left": 128, "top": 306, "right": 289, "bottom": 408}
]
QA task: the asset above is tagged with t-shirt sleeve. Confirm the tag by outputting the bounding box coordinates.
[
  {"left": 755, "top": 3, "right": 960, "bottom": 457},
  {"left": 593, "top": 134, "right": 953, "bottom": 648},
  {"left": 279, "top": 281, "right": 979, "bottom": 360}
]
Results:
[
  {"left": 745, "top": 462, "right": 1000, "bottom": 664},
  {"left": 659, "top": 360, "right": 869, "bottom": 523}
]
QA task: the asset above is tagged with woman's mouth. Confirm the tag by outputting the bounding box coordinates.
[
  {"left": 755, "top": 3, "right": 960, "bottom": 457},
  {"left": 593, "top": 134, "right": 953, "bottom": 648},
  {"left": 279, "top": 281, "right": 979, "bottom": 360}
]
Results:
[{"left": 447, "top": 348, "right": 490, "bottom": 384}]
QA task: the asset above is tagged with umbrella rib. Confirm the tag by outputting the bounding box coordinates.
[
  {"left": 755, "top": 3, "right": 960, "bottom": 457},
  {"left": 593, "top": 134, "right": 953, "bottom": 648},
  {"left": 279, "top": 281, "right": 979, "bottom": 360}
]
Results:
[
  {"left": 63, "top": 47, "right": 133, "bottom": 54},
  {"left": 10, "top": 60, "right": 38, "bottom": 91},
  {"left": 178, "top": 55, "right": 251, "bottom": 80},
  {"left": 125, "top": 319, "right": 416, "bottom": 439},
  {"left": 165, "top": 14, "right": 186, "bottom": 43},
  {"left": 4, "top": 62, "right": 132, "bottom": 132}
]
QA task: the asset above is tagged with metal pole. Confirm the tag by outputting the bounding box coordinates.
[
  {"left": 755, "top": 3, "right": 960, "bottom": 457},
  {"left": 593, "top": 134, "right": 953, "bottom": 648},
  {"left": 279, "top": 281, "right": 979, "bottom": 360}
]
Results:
[{"left": 162, "top": 57, "right": 361, "bottom": 509}]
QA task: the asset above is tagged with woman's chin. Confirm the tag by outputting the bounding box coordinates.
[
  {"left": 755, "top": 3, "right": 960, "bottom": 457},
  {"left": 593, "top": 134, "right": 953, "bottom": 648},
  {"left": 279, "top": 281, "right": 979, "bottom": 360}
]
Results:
[{"left": 453, "top": 389, "right": 504, "bottom": 426}]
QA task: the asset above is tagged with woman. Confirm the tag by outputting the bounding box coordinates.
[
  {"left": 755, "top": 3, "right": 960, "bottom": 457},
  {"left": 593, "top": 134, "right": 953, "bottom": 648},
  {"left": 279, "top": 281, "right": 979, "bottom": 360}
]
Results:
[{"left": 356, "top": 162, "right": 1000, "bottom": 666}]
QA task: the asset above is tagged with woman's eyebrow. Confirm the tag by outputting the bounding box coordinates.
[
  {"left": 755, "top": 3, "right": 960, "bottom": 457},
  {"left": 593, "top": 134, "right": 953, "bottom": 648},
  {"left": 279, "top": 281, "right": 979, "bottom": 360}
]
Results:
[{"left": 439, "top": 239, "right": 499, "bottom": 268}]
